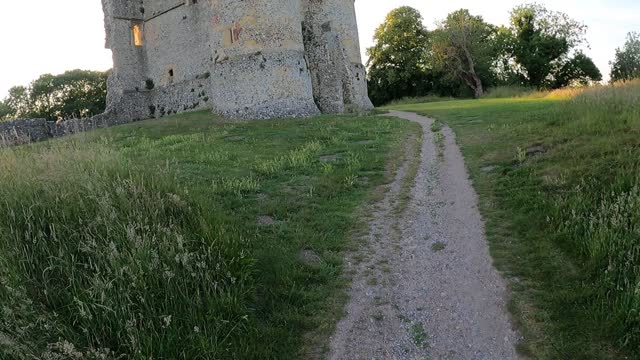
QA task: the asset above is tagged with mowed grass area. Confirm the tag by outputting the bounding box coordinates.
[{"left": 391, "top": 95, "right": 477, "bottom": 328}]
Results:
[
  {"left": 0, "top": 111, "right": 419, "bottom": 359},
  {"left": 389, "top": 81, "right": 640, "bottom": 359}
]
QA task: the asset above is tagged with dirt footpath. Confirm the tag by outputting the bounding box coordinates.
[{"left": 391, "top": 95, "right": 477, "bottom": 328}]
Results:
[{"left": 328, "top": 111, "right": 521, "bottom": 360}]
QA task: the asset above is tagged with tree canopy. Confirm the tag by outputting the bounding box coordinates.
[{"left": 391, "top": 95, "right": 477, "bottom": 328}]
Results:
[
  {"left": 4, "top": 86, "right": 31, "bottom": 120},
  {"left": 431, "top": 9, "right": 497, "bottom": 98},
  {"left": 365, "top": 4, "right": 606, "bottom": 105},
  {"left": 552, "top": 51, "right": 602, "bottom": 88},
  {"left": 0, "top": 101, "right": 10, "bottom": 120},
  {"left": 610, "top": 32, "right": 640, "bottom": 82},
  {"left": 366, "top": 6, "right": 431, "bottom": 105},
  {"left": 503, "top": 3, "right": 600, "bottom": 88},
  {"left": 2, "top": 70, "right": 108, "bottom": 121}
]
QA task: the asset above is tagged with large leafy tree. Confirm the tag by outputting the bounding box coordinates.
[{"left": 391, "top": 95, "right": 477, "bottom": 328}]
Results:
[
  {"left": 505, "top": 3, "right": 600, "bottom": 88},
  {"left": 366, "top": 6, "right": 431, "bottom": 105},
  {"left": 0, "top": 101, "right": 11, "bottom": 120},
  {"left": 552, "top": 51, "right": 602, "bottom": 88},
  {"left": 431, "top": 9, "right": 497, "bottom": 98},
  {"left": 3, "top": 86, "right": 32, "bottom": 119},
  {"left": 30, "top": 74, "right": 58, "bottom": 120},
  {"left": 1, "top": 70, "right": 108, "bottom": 121},
  {"left": 610, "top": 32, "right": 640, "bottom": 82}
]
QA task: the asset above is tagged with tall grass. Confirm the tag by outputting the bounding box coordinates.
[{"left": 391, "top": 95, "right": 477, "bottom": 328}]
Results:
[
  {"left": 0, "top": 113, "right": 418, "bottom": 358},
  {"left": 0, "top": 142, "right": 253, "bottom": 358},
  {"left": 388, "top": 79, "right": 640, "bottom": 357},
  {"left": 482, "top": 85, "right": 536, "bottom": 99},
  {"left": 386, "top": 95, "right": 454, "bottom": 106},
  {"left": 483, "top": 85, "right": 587, "bottom": 100},
  {"left": 549, "top": 80, "right": 640, "bottom": 349},
  {"left": 253, "top": 140, "right": 322, "bottom": 176}
]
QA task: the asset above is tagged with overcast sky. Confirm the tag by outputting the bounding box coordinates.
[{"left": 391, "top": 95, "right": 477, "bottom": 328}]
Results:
[{"left": 0, "top": 0, "right": 638, "bottom": 99}]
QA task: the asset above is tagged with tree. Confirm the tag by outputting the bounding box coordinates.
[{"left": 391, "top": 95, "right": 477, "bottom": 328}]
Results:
[
  {"left": 52, "top": 69, "right": 108, "bottom": 120},
  {"left": 0, "top": 101, "right": 11, "bottom": 120},
  {"left": 1, "top": 70, "right": 108, "bottom": 121},
  {"left": 431, "top": 9, "right": 497, "bottom": 98},
  {"left": 366, "top": 6, "right": 431, "bottom": 105},
  {"left": 506, "top": 3, "right": 597, "bottom": 88},
  {"left": 30, "top": 74, "right": 57, "bottom": 120},
  {"left": 610, "top": 32, "right": 640, "bottom": 82},
  {"left": 30, "top": 70, "right": 108, "bottom": 121},
  {"left": 4, "top": 86, "right": 32, "bottom": 119},
  {"left": 552, "top": 51, "right": 602, "bottom": 88}
]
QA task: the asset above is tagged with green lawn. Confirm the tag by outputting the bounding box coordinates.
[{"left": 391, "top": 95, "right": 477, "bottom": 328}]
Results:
[
  {"left": 2, "top": 82, "right": 638, "bottom": 359},
  {"left": 388, "top": 82, "right": 640, "bottom": 359},
  {"left": 0, "top": 111, "right": 419, "bottom": 359}
]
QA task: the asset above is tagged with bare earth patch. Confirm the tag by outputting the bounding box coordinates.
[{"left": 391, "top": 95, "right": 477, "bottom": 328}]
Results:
[{"left": 328, "top": 111, "right": 521, "bottom": 359}]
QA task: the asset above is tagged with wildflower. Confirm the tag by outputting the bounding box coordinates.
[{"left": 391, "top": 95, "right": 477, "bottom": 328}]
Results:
[
  {"left": 163, "top": 270, "right": 175, "bottom": 280},
  {"left": 162, "top": 315, "right": 172, "bottom": 328}
]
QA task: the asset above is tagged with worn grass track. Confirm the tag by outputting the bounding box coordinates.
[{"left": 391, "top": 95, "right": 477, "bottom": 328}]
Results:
[{"left": 329, "top": 110, "right": 520, "bottom": 359}]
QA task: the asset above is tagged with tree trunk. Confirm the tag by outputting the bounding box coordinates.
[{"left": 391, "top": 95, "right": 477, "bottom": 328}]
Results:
[
  {"left": 460, "top": 73, "right": 484, "bottom": 98},
  {"left": 472, "top": 74, "right": 484, "bottom": 98},
  {"left": 462, "top": 46, "right": 484, "bottom": 98}
]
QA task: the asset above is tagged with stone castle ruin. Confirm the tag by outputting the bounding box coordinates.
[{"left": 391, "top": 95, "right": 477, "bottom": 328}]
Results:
[{"left": 101, "top": 0, "right": 374, "bottom": 120}]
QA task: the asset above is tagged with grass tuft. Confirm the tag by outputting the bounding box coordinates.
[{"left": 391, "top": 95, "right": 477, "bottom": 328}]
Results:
[{"left": 254, "top": 140, "right": 322, "bottom": 176}]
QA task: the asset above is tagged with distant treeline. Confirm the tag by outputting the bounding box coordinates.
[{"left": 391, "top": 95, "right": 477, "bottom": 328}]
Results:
[
  {"left": 0, "top": 70, "right": 109, "bottom": 122},
  {"left": 367, "top": 4, "right": 640, "bottom": 105}
]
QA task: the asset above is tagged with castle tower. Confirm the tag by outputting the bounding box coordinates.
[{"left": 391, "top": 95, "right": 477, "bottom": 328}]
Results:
[
  {"left": 208, "top": 0, "right": 320, "bottom": 119},
  {"left": 101, "top": 0, "right": 372, "bottom": 121},
  {"left": 101, "top": 0, "right": 151, "bottom": 120},
  {"left": 302, "top": 0, "right": 374, "bottom": 113},
  {"left": 328, "top": 0, "right": 374, "bottom": 111}
]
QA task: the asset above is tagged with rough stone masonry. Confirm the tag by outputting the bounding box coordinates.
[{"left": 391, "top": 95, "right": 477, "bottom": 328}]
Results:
[{"left": 101, "top": 0, "right": 374, "bottom": 121}]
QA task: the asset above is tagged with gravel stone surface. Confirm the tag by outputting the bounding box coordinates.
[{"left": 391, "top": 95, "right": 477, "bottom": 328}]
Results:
[{"left": 328, "top": 111, "right": 521, "bottom": 360}]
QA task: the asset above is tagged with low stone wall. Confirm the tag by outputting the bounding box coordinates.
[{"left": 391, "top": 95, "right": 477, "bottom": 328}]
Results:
[{"left": 0, "top": 113, "right": 137, "bottom": 147}]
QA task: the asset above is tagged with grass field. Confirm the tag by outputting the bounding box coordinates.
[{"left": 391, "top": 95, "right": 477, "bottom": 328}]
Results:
[
  {"left": 0, "top": 112, "right": 419, "bottom": 359},
  {"left": 2, "top": 82, "right": 638, "bottom": 359},
  {"left": 388, "top": 81, "right": 640, "bottom": 359}
]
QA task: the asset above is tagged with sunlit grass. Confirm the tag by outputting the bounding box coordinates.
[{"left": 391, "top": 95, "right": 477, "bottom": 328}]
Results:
[{"left": 389, "top": 81, "right": 640, "bottom": 359}]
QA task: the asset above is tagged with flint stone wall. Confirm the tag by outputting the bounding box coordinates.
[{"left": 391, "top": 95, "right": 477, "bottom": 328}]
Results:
[{"left": 0, "top": 114, "right": 132, "bottom": 147}]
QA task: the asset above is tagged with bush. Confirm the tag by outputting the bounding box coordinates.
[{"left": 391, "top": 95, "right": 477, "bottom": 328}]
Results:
[{"left": 0, "top": 141, "right": 253, "bottom": 358}]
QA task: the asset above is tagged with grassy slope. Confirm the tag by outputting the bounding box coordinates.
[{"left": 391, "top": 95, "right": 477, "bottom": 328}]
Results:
[
  {"left": 0, "top": 111, "right": 419, "bottom": 359},
  {"left": 388, "top": 83, "right": 640, "bottom": 359}
]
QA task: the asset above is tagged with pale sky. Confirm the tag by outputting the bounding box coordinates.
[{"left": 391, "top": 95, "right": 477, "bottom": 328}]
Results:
[{"left": 0, "top": 0, "right": 638, "bottom": 99}]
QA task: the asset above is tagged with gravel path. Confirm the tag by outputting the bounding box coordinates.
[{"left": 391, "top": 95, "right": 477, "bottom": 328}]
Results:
[{"left": 328, "top": 111, "right": 521, "bottom": 360}]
